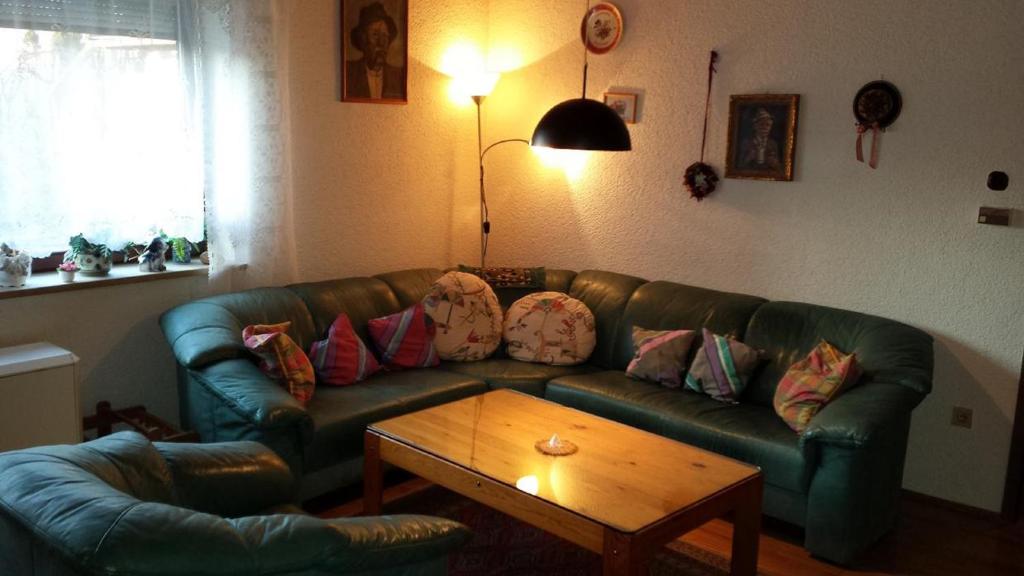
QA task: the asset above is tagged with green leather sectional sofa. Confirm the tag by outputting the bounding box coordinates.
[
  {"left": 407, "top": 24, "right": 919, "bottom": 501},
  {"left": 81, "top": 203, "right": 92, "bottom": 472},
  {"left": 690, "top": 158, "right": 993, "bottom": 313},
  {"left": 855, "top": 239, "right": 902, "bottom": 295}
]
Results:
[{"left": 160, "top": 268, "right": 934, "bottom": 565}]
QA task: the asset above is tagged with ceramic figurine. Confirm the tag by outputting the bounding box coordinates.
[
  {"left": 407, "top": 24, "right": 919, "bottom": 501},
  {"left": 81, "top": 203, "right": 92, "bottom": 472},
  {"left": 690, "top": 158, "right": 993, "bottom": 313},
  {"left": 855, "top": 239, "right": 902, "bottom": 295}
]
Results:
[
  {"left": 139, "top": 236, "right": 168, "bottom": 272},
  {"left": 0, "top": 243, "right": 31, "bottom": 287}
]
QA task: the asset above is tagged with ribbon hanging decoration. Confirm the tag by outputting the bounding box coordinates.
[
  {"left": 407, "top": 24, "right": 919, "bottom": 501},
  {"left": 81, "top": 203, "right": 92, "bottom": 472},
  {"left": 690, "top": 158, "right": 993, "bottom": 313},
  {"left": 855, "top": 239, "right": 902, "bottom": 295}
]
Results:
[{"left": 684, "top": 50, "right": 720, "bottom": 201}]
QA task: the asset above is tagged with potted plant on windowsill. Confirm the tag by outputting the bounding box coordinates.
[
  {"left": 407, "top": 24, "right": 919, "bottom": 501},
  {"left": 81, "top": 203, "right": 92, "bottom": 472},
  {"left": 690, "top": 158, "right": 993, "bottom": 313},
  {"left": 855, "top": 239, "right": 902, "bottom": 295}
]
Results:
[
  {"left": 0, "top": 243, "right": 31, "bottom": 287},
  {"left": 57, "top": 261, "right": 79, "bottom": 283},
  {"left": 66, "top": 234, "right": 113, "bottom": 276}
]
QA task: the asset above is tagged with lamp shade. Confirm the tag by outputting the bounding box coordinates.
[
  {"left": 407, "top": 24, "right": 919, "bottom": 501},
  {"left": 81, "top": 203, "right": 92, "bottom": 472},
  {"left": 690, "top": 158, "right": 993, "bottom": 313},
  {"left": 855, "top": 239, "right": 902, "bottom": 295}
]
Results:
[{"left": 530, "top": 98, "right": 631, "bottom": 151}]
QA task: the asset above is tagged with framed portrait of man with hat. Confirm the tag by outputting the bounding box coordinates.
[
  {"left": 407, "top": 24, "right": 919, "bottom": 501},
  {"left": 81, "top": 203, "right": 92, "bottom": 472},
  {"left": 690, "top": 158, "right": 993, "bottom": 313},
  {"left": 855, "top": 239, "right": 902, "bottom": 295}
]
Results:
[
  {"left": 725, "top": 94, "right": 800, "bottom": 181},
  {"left": 341, "top": 0, "right": 408, "bottom": 103}
]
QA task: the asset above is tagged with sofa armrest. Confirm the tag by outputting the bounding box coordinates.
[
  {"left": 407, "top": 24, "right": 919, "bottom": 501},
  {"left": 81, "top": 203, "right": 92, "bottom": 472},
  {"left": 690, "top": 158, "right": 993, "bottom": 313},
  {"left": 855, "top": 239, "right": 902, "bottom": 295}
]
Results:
[
  {"left": 190, "top": 359, "right": 314, "bottom": 441},
  {"left": 94, "top": 505, "right": 470, "bottom": 576},
  {"left": 800, "top": 382, "right": 924, "bottom": 449},
  {"left": 154, "top": 440, "right": 296, "bottom": 517}
]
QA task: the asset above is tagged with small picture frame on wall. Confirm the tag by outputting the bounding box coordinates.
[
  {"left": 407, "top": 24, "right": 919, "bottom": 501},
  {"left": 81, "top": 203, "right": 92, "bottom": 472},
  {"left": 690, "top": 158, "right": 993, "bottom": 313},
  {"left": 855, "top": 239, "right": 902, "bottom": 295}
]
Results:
[
  {"left": 604, "top": 92, "right": 638, "bottom": 124},
  {"left": 341, "top": 0, "right": 408, "bottom": 104},
  {"left": 725, "top": 94, "right": 800, "bottom": 181}
]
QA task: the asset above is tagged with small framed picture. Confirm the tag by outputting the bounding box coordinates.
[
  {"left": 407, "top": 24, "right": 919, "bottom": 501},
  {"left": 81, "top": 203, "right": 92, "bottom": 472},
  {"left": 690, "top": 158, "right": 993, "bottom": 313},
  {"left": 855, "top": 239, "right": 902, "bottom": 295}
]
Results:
[
  {"left": 604, "top": 92, "right": 638, "bottom": 124},
  {"left": 725, "top": 94, "right": 800, "bottom": 181},
  {"left": 341, "top": 0, "right": 408, "bottom": 104}
]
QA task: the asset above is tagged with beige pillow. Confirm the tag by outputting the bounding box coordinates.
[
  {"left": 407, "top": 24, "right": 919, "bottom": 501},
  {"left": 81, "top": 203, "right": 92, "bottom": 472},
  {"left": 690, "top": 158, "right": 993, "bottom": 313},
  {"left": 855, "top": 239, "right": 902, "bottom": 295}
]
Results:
[
  {"left": 503, "top": 292, "right": 596, "bottom": 365},
  {"left": 422, "top": 271, "right": 502, "bottom": 361}
]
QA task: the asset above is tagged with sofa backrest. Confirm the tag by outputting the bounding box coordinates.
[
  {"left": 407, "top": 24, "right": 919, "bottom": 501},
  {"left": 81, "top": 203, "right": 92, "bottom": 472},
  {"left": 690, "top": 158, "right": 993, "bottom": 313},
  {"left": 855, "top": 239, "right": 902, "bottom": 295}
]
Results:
[
  {"left": 160, "top": 287, "right": 316, "bottom": 370},
  {"left": 286, "top": 277, "right": 402, "bottom": 346},
  {"left": 742, "top": 301, "right": 934, "bottom": 406},
  {"left": 613, "top": 281, "right": 768, "bottom": 370},
  {"left": 567, "top": 270, "right": 647, "bottom": 369},
  {"left": 374, "top": 268, "right": 445, "bottom": 307}
]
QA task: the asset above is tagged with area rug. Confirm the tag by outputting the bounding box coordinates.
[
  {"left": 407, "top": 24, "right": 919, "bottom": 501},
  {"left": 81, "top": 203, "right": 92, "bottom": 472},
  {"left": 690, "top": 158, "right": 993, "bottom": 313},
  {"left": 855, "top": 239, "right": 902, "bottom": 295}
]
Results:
[{"left": 385, "top": 486, "right": 762, "bottom": 576}]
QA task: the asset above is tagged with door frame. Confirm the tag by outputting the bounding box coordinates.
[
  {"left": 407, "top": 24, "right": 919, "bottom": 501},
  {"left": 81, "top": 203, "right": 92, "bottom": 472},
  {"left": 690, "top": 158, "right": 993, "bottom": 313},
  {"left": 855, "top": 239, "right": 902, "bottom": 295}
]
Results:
[{"left": 1001, "top": 347, "right": 1024, "bottom": 521}]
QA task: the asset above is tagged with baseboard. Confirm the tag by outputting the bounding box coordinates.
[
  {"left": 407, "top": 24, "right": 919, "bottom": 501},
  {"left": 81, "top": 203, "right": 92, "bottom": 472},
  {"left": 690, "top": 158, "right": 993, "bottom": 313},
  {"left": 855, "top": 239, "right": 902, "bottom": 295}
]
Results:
[{"left": 901, "top": 489, "right": 1004, "bottom": 523}]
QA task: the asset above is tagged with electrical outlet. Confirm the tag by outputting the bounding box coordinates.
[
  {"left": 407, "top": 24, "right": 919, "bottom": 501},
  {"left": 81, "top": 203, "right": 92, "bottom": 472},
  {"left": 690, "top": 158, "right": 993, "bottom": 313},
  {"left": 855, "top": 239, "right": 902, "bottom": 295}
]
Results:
[{"left": 951, "top": 406, "right": 973, "bottom": 429}]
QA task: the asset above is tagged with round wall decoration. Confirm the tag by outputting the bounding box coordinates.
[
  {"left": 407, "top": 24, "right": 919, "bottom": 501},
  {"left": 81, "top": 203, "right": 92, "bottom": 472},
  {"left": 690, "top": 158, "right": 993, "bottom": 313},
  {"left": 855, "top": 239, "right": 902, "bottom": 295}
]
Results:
[
  {"left": 580, "top": 2, "right": 623, "bottom": 55},
  {"left": 853, "top": 80, "right": 902, "bottom": 129}
]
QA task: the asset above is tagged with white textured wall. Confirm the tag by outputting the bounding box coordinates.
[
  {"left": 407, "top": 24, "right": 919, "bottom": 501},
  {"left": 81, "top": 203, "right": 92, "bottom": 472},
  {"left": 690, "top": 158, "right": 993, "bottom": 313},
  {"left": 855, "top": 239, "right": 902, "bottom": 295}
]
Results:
[
  {"left": 480, "top": 0, "right": 1024, "bottom": 512},
  {"left": 287, "top": 0, "right": 484, "bottom": 280},
  {"left": 0, "top": 276, "right": 210, "bottom": 427}
]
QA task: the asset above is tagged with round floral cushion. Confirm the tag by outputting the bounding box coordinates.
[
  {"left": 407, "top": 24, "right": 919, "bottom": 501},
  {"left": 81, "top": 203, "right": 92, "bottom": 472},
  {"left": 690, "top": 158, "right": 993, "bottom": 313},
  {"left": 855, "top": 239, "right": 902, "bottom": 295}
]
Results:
[
  {"left": 422, "top": 271, "right": 503, "bottom": 361},
  {"left": 503, "top": 292, "right": 596, "bottom": 366}
]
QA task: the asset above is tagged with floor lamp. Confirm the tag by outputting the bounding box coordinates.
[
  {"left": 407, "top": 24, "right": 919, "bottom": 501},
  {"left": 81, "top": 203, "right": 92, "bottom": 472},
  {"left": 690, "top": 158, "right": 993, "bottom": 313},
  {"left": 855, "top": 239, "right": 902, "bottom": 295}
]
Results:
[{"left": 472, "top": 77, "right": 528, "bottom": 269}]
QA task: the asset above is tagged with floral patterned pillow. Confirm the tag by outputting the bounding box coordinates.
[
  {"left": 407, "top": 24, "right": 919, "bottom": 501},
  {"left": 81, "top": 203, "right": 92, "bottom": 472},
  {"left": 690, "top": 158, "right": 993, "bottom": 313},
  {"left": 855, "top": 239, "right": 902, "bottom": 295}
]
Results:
[
  {"left": 422, "top": 271, "right": 503, "bottom": 362},
  {"left": 503, "top": 292, "right": 596, "bottom": 366}
]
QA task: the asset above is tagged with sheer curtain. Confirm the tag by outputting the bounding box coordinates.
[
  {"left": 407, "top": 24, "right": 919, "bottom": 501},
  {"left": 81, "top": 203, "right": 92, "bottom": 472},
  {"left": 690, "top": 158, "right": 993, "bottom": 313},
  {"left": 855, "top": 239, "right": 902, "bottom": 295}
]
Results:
[
  {"left": 181, "top": 0, "right": 298, "bottom": 291},
  {"left": 0, "top": 1, "right": 204, "bottom": 255}
]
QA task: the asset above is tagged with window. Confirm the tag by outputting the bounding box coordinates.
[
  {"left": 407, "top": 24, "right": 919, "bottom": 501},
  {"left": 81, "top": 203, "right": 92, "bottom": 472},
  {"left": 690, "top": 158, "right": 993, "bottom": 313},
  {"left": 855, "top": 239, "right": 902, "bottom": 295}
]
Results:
[{"left": 0, "top": 1, "right": 204, "bottom": 260}]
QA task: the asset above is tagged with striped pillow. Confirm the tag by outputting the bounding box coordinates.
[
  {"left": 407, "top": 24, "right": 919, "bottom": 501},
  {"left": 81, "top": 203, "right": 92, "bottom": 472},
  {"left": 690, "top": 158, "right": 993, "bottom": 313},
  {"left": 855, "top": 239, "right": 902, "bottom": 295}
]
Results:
[
  {"left": 368, "top": 303, "right": 440, "bottom": 369},
  {"left": 774, "top": 340, "right": 861, "bottom": 433},
  {"left": 242, "top": 321, "right": 316, "bottom": 404},
  {"left": 684, "top": 328, "right": 761, "bottom": 403},
  {"left": 309, "top": 313, "right": 381, "bottom": 386},
  {"left": 625, "top": 327, "right": 697, "bottom": 388}
]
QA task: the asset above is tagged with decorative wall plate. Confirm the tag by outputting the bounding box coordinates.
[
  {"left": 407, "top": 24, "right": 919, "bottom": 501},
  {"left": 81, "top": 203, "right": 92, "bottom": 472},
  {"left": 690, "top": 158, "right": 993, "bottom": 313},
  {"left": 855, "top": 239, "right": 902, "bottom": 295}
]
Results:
[{"left": 580, "top": 2, "right": 623, "bottom": 55}]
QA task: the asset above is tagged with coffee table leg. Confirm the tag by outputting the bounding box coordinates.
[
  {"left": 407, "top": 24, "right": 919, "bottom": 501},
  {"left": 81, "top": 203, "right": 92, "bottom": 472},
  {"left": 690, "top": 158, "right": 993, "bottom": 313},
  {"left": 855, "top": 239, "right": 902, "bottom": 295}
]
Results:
[
  {"left": 363, "top": 431, "right": 383, "bottom": 515},
  {"left": 730, "top": 476, "right": 763, "bottom": 576},
  {"left": 603, "top": 529, "right": 645, "bottom": 575}
]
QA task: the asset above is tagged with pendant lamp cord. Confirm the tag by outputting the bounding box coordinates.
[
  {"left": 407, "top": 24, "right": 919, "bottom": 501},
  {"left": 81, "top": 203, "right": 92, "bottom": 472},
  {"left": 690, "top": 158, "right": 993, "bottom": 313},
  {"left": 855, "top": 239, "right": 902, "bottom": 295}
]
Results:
[
  {"left": 699, "top": 51, "right": 718, "bottom": 163},
  {"left": 581, "top": 0, "right": 589, "bottom": 98}
]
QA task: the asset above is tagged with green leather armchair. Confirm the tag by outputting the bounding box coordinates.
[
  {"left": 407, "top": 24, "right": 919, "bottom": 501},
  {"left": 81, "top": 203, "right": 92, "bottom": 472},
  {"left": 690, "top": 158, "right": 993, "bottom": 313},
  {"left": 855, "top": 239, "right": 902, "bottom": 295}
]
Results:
[{"left": 0, "top": 432, "right": 470, "bottom": 576}]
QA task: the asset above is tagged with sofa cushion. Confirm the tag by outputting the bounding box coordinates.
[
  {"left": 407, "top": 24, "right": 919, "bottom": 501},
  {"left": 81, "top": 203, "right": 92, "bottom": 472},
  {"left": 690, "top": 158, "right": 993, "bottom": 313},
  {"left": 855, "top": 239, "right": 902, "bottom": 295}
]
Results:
[
  {"left": 368, "top": 304, "right": 440, "bottom": 369},
  {"left": 374, "top": 268, "right": 444, "bottom": 307},
  {"left": 423, "top": 271, "right": 503, "bottom": 361},
  {"left": 286, "top": 277, "right": 401, "bottom": 346},
  {"left": 743, "top": 301, "right": 934, "bottom": 407},
  {"left": 440, "top": 359, "right": 599, "bottom": 396},
  {"left": 545, "top": 371, "right": 815, "bottom": 494},
  {"left": 774, "top": 340, "right": 862, "bottom": 433},
  {"left": 612, "top": 280, "right": 767, "bottom": 370},
  {"left": 242, "top": 322, "right": 316, "bottom": 404},
  {"left": 308, "top": 314, "right": 381, "bottom": 386},
  {"left": 684, "top": 329, "right": 762, "bottom": 403},
  {"left": 625, "top": 327, "right": 696, "bottom": 388},
  {"left": 303, "top": 371, "right": 487, "bottom": 471},
  {"left": 504, "top": 292, "right": 596, "bottom": 366}
]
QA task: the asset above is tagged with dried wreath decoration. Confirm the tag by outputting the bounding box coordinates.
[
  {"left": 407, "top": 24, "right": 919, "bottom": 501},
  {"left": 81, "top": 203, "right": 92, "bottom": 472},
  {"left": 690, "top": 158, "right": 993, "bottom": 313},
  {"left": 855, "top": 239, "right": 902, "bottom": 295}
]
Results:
[
  {"left": 685, "top": 50, "right": 720, "bottom": 201},
  {"left": 684, "top": 162, "right": 719, "bottom": 201}
]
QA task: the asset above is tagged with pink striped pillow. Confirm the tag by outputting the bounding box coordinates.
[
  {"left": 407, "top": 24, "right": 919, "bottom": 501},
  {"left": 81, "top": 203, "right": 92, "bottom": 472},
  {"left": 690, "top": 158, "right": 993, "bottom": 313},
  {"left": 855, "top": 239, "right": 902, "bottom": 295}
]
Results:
[
  {"left": 309, "top": 314, "right": 381, "bottom": 386},
  {"left": 625, "top": 327, "right": 697, "bottom": 388},
  {"left": 368, "top": 304, "right": 440, "bottom": 369}
]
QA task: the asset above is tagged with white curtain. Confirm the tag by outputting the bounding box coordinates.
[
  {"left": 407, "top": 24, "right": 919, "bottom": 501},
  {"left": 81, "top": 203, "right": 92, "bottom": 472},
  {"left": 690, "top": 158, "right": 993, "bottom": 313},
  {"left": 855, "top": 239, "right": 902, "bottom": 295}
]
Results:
[
  {"left": 181, "top": 0, "right": 298, "bottom": 291},
  {"left": 0, "top": 1, "right": 204, "bottom": 255}
]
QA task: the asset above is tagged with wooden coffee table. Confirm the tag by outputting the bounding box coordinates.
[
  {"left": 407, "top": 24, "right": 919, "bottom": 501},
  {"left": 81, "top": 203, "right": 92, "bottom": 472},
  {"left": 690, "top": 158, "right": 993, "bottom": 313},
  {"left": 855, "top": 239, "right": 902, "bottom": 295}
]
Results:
[{"left": 364, "top": 389, "right": 762, "bottom": 575}]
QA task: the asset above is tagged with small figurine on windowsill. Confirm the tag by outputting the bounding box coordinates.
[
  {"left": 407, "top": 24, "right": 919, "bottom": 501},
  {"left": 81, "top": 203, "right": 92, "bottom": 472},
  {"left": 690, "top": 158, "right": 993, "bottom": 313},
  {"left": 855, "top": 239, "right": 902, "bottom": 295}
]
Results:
[{"left": 139, "top": 236, "right": 168, "bottom": 272}]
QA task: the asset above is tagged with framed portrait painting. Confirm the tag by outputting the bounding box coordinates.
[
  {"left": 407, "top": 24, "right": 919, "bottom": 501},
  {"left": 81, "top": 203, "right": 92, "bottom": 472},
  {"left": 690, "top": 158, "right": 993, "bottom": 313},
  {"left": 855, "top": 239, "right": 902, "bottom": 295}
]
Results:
[
  {"left": 341, "top": 0, "right": 408, "bottom": 104},
  {"left": 725, "top": 94, "right": 800, "bottom": 181}
]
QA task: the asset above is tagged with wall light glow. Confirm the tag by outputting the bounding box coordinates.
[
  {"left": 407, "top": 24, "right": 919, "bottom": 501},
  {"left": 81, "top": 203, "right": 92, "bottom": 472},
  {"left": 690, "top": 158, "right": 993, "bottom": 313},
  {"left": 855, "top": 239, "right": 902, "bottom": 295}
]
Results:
[
  {"left": 532, "top": 147, "right": 590, "bottom": 181},
  {"left": 441, "top": 42, "right": 502, "bottom": 104}
]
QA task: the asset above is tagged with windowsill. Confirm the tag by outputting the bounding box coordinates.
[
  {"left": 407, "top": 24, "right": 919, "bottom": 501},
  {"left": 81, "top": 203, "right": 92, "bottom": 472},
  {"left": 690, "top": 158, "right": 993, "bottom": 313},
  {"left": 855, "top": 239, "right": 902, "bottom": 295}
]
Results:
[{"left": 0, "top": 262, "right": 208, "bottom": 300}]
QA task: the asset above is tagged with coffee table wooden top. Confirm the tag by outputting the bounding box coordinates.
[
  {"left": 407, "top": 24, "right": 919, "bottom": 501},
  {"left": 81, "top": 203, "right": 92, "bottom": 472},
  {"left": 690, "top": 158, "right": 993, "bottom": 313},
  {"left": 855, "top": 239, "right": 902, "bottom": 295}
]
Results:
[{"left": 369, "top": 389, "right": 760, "bottom": 533}]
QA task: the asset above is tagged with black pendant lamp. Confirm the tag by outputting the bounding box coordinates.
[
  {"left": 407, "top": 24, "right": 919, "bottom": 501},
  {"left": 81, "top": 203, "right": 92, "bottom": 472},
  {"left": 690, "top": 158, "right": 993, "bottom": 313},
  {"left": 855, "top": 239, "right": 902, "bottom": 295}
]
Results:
[{"left": 530, "top": 3, "right": 631, "bottom": 151}]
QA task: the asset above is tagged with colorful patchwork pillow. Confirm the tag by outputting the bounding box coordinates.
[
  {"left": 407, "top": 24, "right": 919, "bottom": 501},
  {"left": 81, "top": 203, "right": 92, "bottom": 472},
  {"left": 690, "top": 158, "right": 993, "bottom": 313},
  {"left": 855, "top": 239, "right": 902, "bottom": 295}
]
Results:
[
  {"left": 458, "top": 265, "right": 546, "bottom": 289},
  {"left": 368, "top": 303, "right": 440, "bottom": 369},
  {"left": 503, "top": 292, "right": 596, "bottom": 366},
  {"left": 684, "top": 329, "right": 761, "bottom": 403},
  {"left": 774, "top": 340, "right": 862, "bottom": 433},
  {"left": 308, "top": 313, "right": 381, "bottom": 386},
  {"left": 242, "top": 321, "right": 315, "bottom": 404},
  {"left": 422, "top": 271, "right": 503, "bottom": 362},
  {"left": 625, "top": 327, "right": 697, "bottom": 388}
]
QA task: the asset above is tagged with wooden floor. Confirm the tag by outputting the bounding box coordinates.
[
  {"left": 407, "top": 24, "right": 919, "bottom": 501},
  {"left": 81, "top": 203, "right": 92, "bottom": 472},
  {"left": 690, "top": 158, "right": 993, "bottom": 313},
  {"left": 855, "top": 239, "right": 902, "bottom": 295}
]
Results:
[{"left": 316, "top": 479, "right": 1024, "bottom": 576}]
